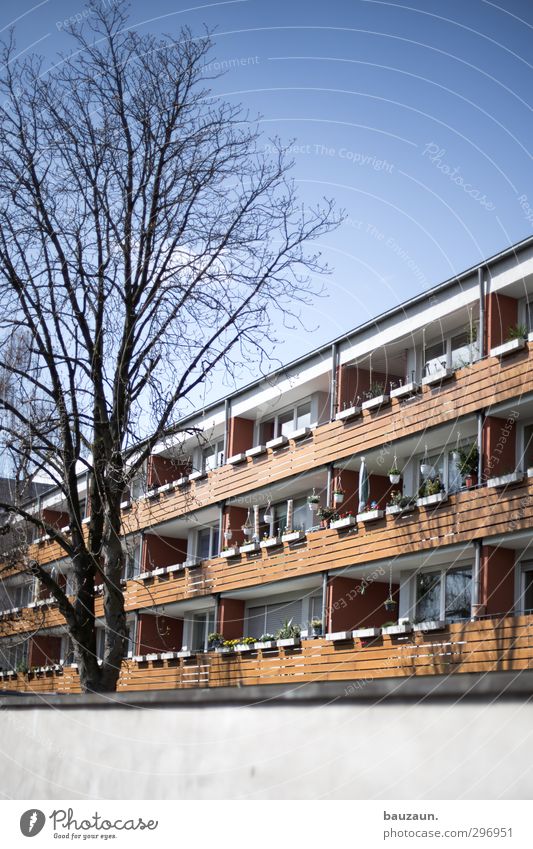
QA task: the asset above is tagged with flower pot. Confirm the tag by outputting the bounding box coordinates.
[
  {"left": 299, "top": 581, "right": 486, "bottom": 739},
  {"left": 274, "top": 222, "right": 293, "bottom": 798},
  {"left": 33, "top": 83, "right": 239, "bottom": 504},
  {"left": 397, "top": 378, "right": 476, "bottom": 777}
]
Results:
[
  {"left": 384, "top": 598, "right": 397, "bottom": 612},
  {"left": 389, "top": 473, "right": 401, "bottom": 484},
  {"left": 465, "top": 474, "right": 474, "bottom": 488},
  {"left": 420, "top": 463, "right": 432, "bottom": 477},
  {"left": 333, "top": 492, "right": 344, "bottom": 505}
]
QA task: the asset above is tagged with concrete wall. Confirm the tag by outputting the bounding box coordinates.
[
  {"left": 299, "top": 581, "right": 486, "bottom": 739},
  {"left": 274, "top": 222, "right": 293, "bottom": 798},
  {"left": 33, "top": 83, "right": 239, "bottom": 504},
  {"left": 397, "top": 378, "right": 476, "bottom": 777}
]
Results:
[{"left": 2, "top": 672, "right": 533, "bottom": 800}]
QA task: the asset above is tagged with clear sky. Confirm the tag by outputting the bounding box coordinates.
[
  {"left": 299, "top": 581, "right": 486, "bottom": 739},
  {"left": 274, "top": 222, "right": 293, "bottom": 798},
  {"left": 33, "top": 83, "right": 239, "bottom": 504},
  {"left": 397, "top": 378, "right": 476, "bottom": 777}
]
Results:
[{"left": 2, "top": 0, "right": 533, "bottom": 389}]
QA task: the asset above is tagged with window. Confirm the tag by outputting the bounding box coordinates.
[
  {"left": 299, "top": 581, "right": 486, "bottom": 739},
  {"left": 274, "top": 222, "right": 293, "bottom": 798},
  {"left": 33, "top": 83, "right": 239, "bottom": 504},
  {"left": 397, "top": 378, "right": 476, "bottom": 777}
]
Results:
[
  {"left": 0, "top": 636, "right": 29, "bottom": 671},
  {"left": 190, "top": 611, "right": 216, "bottom": 651},
  {"left": 271, "top": 497, "right": 311, "bottom": 534},
  {"left": 424, "top": 326, "right": 479, "bottom": 376},
  {"left": 196, "top": 525, "right": 220, "bottom": 561},
  {"left": 258, "top": 398, "right": 313, "bottom": 443},
  {"left": 202, "top": 439, "right": 224, "bottom": 473},
  {"left": 525, "top": 298, "right": 533, "bottom": 333},
  {"left": 415, "top": 566, "right": 472, "bottom": 622},
  {"left": 246, "top": 599, "right": 304, "bottom": 637},
  {"left": 0, "top": 577, "right": 34, "bottom": 611},
  {"left": 520, "top": 423, "right": 533, "bottom": 470},
  {"left": 418, "top": 447, "right": 470, "bottom": 494},
  {"left": 424, "top": 340, "right": 446, "bottom": 376},
  {"left": 123, "top": 542, "right": 141, "bottom": 580}
]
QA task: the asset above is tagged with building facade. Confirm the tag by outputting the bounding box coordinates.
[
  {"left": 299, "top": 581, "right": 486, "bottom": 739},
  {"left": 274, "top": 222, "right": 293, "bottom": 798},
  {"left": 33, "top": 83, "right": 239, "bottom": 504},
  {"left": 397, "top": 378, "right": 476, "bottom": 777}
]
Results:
[{"left": 2, "top": 237, "right": 533, "bottom": 692}]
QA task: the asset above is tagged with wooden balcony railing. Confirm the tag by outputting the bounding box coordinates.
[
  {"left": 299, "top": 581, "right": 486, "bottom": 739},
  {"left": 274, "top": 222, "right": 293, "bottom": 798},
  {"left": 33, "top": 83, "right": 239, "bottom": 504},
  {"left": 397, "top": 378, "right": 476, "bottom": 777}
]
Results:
[
  {"left": 2, "top": 614, "right": 533, "bottom": 695},
  {"left": 31, "top": 343, "right": 533, "bottom": 567},
  {"left": 2, "top": 476, "right": 533, "bottom": 639}
]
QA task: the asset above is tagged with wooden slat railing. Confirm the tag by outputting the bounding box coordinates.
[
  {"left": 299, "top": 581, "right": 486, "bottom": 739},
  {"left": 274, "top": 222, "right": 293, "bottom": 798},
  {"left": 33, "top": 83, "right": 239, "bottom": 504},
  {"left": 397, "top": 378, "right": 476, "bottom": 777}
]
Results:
[
  {"left": 2, "top": 477, "right": 533, "bottom": 638},
  {"left": 32, "top": 344, "right": 533, "bottom": 567},
  {"left": 2, "top": 614, "right": 533, "bottom": 694}
]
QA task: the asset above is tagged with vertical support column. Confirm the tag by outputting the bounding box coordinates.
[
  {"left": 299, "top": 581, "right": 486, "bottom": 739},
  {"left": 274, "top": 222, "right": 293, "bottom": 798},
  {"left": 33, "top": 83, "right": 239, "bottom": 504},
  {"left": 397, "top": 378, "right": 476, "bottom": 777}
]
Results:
[
  {"left": 223, "top": 398, "right": 230, "bottom": 463},
  {"left": 478, "top": 264, "right": 485, "bottom": 358},
  {"left": 477, "top": 410, "right": 485, "bottom": 483},
  {"left": 213, "top": 593, "right": 220, "bottom": 633},
  {"left": 321, "top": 571, "right": 329, "bottom": 635},
  {"left": 326, "top": 464, "right": 334, "bottom": 506},
  {"left": 330, "top": 342, "right": 338, "bottom": 421},
  {"left": 218, "top": 501, "right": 225, "bottom": 553},
  {"left": 472, "top": 539, "right": 482, "bottom": 618}
]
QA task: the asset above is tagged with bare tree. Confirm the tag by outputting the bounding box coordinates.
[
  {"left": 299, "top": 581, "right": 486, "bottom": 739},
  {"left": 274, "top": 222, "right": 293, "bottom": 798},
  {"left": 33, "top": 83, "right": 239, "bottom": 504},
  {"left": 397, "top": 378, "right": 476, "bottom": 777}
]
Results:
[{"left": 0, "top": 0, "right": 341, "bottom": 691}]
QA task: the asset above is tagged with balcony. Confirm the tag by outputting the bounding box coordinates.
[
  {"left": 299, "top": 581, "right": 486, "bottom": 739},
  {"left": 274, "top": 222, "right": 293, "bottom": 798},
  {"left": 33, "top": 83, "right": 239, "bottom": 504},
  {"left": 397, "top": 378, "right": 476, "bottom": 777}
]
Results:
[
  {"left": 27, "top": 344, "right": 533, "bottom": 570},
  {"left": 3, "top": 614, "right": 532, "bottom": 694}
]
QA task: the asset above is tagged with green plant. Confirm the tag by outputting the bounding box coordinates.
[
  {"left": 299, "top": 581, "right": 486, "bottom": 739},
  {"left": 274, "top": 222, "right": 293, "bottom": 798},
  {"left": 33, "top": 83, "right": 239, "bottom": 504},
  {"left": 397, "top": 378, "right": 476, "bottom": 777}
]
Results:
[
  {"left": 207, "top": 632, "right": 224, "bottom": 649},
  {"left": 311, "top": 617, "right": 322, "bottom": 629},
  {"left": 317, "top": 505, "right": 338, "bottom": 522},
  {"left": 419, "top": 476, "right": 443, "bottom": 497},
  {"left": 16, "top": 661, "right": 28, "bottom": 675},
  {"left": 389, "top": 491, "right": 416, "bottom": 509},
  {"left": 507, "top": 323, "right": 528, "bottom": 341},
  {"left": 258, "top": 633, "right": 275, "bottom": 642},
  {"left": 458, "top": 443, "right": 479, "bottom": 477},
  {"left": 275, "top": 618, "right": 301, "bottom": 640},
  {"left": 388, "top": 465, "right": 400, "bottom": 476},
  {"left": 238, "top": 636, "right": 256, "bottom": 645},
  {"left": 307, "top": 491, "right": 320, "bottom": 505},
  {"left": 365, "top": 381, "right": 385, "bottom": 400}
]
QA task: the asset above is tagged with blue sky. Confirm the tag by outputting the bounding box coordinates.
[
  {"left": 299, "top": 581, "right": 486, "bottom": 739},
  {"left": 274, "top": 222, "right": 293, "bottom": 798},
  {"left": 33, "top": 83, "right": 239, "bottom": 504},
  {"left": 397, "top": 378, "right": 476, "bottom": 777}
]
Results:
[{"left": 3, "top": 0, "right": 533, "bottom": 379}]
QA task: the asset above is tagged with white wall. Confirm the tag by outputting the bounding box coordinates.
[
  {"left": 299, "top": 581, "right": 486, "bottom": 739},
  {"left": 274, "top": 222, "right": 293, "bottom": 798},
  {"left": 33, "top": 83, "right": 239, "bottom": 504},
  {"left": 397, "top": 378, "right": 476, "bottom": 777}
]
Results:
[{"left": 2, "top": 695, "right": 533, "bottom": 799}]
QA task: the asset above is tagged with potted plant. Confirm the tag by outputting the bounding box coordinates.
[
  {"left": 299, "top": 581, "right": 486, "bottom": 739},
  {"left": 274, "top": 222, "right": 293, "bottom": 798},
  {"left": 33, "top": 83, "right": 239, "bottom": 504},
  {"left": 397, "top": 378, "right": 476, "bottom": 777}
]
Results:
[
  {"left": 307, "top": 489, "right": 321, "bottom": 514},
  {"left": 384, "top": 595, "right": 397, "bottom": 612},
  {"left": 507, "top": 323, "right": 528, "bottom": 341},
  {"left": 311, "top": 617, "right": 322, "bottom": 636},
  {"left": 333, "top": 489, "right": 344, "bottom": 505},
  {"left": 275, "top": 619, "right": 301, "bottom": 645},
  {"left": 388, "top": 465, "right": 401, "bottom": 485},
  {"left": 317, "top": 505, "right": 338, "bottom": 526},
  {"left": 458, "top": 443, "right": 479, "bottom": 487},
  {"left": 207, "top": 632, "right": 224, "bottom": 651}
]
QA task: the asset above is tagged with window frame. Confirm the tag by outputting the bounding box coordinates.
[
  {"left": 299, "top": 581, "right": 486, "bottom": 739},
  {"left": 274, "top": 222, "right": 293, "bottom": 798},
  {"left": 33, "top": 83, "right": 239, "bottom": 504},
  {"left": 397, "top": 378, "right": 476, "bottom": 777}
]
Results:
[{"left": 413, "top": 564, "right": 473, "bottom": 623}]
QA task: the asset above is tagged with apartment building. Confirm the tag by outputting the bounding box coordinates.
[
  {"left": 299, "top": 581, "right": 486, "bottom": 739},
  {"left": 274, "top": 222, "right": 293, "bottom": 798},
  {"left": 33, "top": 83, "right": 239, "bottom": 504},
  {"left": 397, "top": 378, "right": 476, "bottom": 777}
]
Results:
[{"left": 2, "top": 235, "right": 533, "bottom": 693}]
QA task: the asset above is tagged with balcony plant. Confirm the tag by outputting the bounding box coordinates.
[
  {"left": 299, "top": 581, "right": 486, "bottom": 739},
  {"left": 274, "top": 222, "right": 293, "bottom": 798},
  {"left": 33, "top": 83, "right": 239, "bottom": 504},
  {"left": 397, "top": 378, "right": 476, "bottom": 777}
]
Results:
[
  {"left": 311, "top": 617, "right": 323, "bottom": 636},
  {"left": 388, "top": 491, "right": 416, "bottom": 510},
  {"left": 307, "top": 489, "right": 321, "bottom": 514},
  {"left": 364, "top": 381, "right": 385, "bottom": 401},
  {"left": 507, "top": 323, "right": 528, "bottom": 341},
  {"left": 207, "top": 633, "right": 224, "bottom": 650},
  {"left": 458, "top": 443, "right": 479, "bottom": 487},
  {"left": 388, "top": 464, "right": 401, "bottom": 485},
  {"left": 333, "top": 488, "right": 344, "bottom": 505},
  {"left": 317, "top": 505, "right": 338, "bottom": 526},
  {"left": 259, "top": 633, "right": 275, "bottom": 643},
  {"left": 383, "top": 595, "right": 397, "bottom": 612},
  {"left": 419, "top": 476, "right": 444, "bottom": 497},
  {"left": 275, "top": 619, "right": 301, "bottom": 640}
]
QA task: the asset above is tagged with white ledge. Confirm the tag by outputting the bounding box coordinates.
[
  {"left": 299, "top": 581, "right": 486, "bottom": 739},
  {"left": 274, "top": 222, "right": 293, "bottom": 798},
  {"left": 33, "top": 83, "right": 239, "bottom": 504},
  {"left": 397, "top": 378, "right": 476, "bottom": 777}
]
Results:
[
  {"left": 335, "top": 405, "right": 361, "bottom": 422},
  {"left": 413, "top": 620, "right": 446, "bottom": 632},
  {"left": 353, "top": 627, "right": 381, "bottom": 638},
  {"left": 246, "top": 444, "right": 267, "bottom": 458},
  {"left": 382, "top": 623, "right": 413, "bottom": 635},
  {"left": 281, "top": 530, "right": 306, "bottom": 543},
  {"left": 416, "top": 492, "right": 448, "bottom": 507},
  {"left": 176, "top": 476, "right": 189, "bottom": 487},
  {"left": 266, "top": 435, "right": 288, "bottom": 450},
  {"left": 177, "top": 650, "right": 192, "bottom": 658},
  {"left": 157, "top": 482, "right": 175, "bottom": 493},
  {"left": 277, "top": 637, "right": 301, "bottom": 648},
  {"left": 386, "top": 503, "right": 416, "bottom": 516},
  {"left": 260, "top": 537, "right": 282, "bottom": 549},
  {"left": 356, "top": 509, "right": 384, "bottom": 523},
  {"left": 329, "top": 516, "right": 356, "bottom": 530},
  {"left": 287, "top": 426, "right": 311, "bottom": 441},
  {"left": 490, "top": 337, "right": 526, "bottom": 358},
  {"left": 167, "top": 563, "right": 186, "bottom": 573},
  {"left": 220, "top": 547, "right": 240, "bottom": 558},
  {"left": 487, "top": 471, "right": 524, "bottom": 488},
  {"left": 362, "top": 394, "right": 390, "bottom": 411},
  {"left": 390, "top": 381, "right": 420, "bottom": 399},
  {"left": 422, "top": 368, "right": 454, "bottom": 386},
  {"left": 325, "top": 631, "right": 352, "bottom": 641},
  {"left": 240, "top": 541, "right": 260, "bottom": 554},
  {"left": 227, "top": 453, "right": 247, "bottom": 465},
  {"left": 189, "top": 470, "right": 207, "bottom": 482}
]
